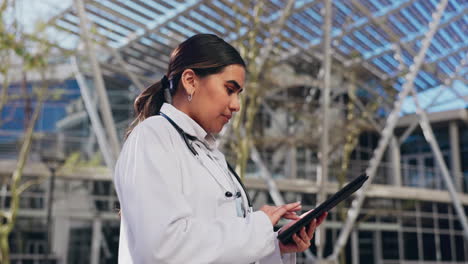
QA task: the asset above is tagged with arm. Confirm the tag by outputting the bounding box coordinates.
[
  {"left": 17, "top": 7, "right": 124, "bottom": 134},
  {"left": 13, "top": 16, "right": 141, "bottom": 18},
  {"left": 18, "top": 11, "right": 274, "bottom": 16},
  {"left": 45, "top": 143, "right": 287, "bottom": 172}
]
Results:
[
  {"left": 258, "top": 232, "right": 297, "bottom": 264},
  {"left": 115, "top": 120, "right": 276, "bottom": 263}
]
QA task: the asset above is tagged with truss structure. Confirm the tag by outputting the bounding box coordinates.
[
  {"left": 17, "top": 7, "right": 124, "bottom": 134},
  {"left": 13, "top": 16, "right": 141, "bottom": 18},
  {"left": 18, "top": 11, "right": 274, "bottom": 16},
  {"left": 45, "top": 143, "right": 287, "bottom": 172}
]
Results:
[{"left": 40, "top": 0, "right": 468, "bottom": 262}]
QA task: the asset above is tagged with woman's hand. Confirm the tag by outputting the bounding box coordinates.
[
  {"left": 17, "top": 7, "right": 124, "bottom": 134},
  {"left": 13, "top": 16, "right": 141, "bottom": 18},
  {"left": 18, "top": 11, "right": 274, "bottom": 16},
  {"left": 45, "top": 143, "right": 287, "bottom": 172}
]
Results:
[
  {"left": 259, "top": 202, "right": 302, "bottom": 226},
  {"left": 279, "top": 212, "right": 328, "bottom": 254}
]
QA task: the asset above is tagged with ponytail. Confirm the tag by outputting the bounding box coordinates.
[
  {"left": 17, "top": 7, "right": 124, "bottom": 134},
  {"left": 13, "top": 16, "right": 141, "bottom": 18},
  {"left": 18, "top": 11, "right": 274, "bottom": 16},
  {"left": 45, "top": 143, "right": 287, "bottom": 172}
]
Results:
[{"left": 125, "top": 81, "right": 165, "bottom": 139}]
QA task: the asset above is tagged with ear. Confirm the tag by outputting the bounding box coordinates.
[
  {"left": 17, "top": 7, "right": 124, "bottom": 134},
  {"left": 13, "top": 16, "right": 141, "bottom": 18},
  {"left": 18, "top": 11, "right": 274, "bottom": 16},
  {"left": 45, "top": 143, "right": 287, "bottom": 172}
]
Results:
[{"left": 180, "top": 69, "right": 198, "bottom": 95}]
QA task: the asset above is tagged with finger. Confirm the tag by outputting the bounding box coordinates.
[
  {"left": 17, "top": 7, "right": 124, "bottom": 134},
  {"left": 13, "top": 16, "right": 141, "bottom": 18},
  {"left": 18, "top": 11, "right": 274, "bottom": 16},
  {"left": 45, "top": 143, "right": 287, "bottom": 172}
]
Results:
[
  {"left": 272, "top": 202, "right": 301, "bottom": 220},
  {"left": 287, "top": 204, "right": 302, "bottom": 212},
  {"left": 274, "top": 202, "right": 301, "bottom": 213},
  {"left": 292, "top": 233, "right": 306, "bottom": 249},
  {"left": 317, "top": 212, "right": 328, "bottom": 226},
  {"left": 294, "top": 231, "right": 310, "bottom": 250},
  {"left": 283, "top": 211, "right": 297, "bottom": 216},
  {"left": 283, "top": 214, "right": 301, "bottom": 220},
  {"left": 300, "top": 227, "right": 310, "bottom": 242},
  {"left": 287, "top": 207, "right": 302, "bottom": 213},
  {"left": 307, "top": 219, "right": 317, "bottom": 237},
  {"left": 283, "top": 212, "right": 300, "bottom": 218}
]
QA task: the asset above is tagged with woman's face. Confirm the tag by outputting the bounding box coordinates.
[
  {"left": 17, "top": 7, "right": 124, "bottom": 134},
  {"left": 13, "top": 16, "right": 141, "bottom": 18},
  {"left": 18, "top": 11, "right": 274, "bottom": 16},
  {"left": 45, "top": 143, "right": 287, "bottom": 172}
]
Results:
[{"left": 188, "top": 64, "right": 245, "bottom": 134}]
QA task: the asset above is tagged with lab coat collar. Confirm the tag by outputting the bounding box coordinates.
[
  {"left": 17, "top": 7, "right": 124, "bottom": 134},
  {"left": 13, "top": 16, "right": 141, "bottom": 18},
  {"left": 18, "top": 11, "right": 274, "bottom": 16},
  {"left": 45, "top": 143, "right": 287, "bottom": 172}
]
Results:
[{"left": 160, "top": 103, "right": 217, "bottom": 149}]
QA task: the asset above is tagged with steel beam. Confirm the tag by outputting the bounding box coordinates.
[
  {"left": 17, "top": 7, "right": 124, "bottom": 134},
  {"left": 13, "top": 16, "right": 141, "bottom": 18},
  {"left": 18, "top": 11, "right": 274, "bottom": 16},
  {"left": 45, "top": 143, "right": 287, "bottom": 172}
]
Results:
[
  {"left": 328, "top": 0, "right": 449, "bottom": 260},
  {"left": 71, "top": 56, "right": 116, "bottom": 169},
  {"left": 117, "top": 0, "right": 206, "bottom": 50},
  {"left": 411, "top": 90, "right": 468, "bottom": 241},
  {"left": 280, "top": 0, "right": 413, "bottom": 61},
  {"left": 355, "top": 8, "right": 467, "bottom": 66},
  {"left": 346, "top": 0, "right": 467, "bottom": 93},
  {"left": 316, "top": 0, "right": 332, "bottom": 259},
  {"left": 256, "top": 0, "right": 296, "bottom": 70},
  {"left": 75, "top": 0, "right": 121, "bottom": 160},
  {"left": 425, "top": 53, "right": 468, "bottom": 110}
]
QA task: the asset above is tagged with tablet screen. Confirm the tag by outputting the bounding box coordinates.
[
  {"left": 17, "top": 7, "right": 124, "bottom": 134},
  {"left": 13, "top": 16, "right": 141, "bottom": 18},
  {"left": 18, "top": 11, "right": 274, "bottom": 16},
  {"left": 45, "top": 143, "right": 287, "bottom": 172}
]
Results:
[{"left": 277, "top": 174, "right": 369, "bottom": 244}]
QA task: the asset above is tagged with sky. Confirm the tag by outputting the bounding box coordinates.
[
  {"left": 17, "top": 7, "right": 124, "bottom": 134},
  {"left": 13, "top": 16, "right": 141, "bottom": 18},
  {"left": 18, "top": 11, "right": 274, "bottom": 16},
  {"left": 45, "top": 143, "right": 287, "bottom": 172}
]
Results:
[{"left": 10, "top": 0, "right": 468, "bottom": 115}]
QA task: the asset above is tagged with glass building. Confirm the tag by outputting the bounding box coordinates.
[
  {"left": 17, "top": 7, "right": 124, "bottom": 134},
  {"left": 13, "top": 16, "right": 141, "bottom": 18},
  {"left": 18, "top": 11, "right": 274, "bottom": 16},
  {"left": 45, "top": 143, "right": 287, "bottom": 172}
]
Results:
[{"left": 0, "top": 0, "right": 467, "bottom": 263}]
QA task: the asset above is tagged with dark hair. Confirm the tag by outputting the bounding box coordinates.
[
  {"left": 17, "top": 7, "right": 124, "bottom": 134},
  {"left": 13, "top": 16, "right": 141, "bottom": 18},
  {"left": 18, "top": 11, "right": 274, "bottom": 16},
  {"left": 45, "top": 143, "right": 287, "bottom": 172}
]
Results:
[{"left": 125, "top": 34, "right": 246, "bottom": 138}]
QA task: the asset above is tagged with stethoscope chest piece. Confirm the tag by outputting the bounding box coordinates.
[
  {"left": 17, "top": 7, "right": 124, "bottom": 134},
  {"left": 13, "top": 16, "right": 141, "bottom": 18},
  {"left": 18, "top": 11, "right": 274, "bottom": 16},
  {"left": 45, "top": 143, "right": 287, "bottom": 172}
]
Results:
[{"left": 225, "top": 191, "right": 241, "bottom": 198}]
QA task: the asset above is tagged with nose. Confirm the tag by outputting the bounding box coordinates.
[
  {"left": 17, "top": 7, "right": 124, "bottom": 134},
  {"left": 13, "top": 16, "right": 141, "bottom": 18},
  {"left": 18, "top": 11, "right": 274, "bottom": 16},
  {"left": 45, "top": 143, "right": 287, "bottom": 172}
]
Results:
[{"left": 229, "top": 94, "right": 241, "bottom": 112}]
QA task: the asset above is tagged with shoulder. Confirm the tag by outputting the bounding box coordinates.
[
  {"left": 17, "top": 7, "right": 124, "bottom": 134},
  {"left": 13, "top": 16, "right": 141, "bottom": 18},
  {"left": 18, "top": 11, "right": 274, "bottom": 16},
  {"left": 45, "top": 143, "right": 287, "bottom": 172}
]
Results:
[{"left": 125, "top": 115, "right": 179, "bottom": 150}]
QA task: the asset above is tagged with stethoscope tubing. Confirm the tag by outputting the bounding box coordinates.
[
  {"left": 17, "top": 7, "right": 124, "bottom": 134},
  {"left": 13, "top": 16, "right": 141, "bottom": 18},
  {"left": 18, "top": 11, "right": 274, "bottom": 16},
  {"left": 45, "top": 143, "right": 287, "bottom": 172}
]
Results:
[{"left": 159, "top": 112, "right": 252, "bottom": 208}]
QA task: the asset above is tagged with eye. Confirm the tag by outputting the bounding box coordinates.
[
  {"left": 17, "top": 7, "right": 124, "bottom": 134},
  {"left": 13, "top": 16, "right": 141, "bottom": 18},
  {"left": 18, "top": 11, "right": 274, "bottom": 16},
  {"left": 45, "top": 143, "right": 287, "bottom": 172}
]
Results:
[{"left": 225, "top": 86, "right": 235, "bottom": 95}]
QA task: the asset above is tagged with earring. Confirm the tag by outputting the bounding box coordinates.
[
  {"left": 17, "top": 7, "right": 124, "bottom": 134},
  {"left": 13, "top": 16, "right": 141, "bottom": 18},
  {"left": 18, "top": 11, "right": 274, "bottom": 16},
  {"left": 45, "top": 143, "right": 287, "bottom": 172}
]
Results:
[{"left": 188, "top": 93, "right": 193, "bottom": 102}]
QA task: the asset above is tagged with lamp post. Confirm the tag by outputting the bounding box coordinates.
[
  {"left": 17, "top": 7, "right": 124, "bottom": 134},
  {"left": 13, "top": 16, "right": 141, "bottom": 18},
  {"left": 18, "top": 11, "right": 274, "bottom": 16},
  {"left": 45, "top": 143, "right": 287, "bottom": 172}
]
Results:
[{"left": 41, "top": 154, "right": 65, "bottom": 263}]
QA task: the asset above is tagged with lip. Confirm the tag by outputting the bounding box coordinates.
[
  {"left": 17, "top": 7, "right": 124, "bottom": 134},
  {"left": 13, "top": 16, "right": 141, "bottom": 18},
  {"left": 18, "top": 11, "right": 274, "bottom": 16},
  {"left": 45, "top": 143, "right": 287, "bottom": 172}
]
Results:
[{"left": 221, "top": 114, "right": 232, "bottom": 122}]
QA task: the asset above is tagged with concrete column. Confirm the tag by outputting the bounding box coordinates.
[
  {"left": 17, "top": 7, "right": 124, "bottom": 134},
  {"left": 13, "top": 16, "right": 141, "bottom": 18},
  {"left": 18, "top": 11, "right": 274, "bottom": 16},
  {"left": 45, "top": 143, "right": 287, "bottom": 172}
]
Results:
[
  {"left": 449, "top": 121, "right": 462, "bottom": 191},
  {"left": 287, "top": 145, "right": 297, "bottom": 179},
  {"left": 389, "top": 136, "right": 402, "bottom": 186},
  {"left": 90, "top": 218, "right": 102, "bottom": 264},
  {"left": 374, "top": 230, "right": 382, "bottom": 264},
  {"left": 351, "top": 229, "right": 359, "bottom": 264},
  {"left": 53, "top": 216, "right": 70, "bottom": 264}
]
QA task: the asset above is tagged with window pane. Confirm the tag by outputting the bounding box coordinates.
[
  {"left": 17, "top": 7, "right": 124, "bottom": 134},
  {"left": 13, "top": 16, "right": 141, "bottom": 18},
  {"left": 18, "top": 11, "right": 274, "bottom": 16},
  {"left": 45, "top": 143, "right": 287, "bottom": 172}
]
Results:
[
  {"left": 401, "top": 200, "right": 416, "bottom": 211},
  {"left": 453, "top": 219, "right": 463, "bottom": 231},
  {"left": 440, "top": 234, "right": 451, "bottom": 261},
  {"left": 438, "top": 218, "right": 450, "bottom": 229},
  {"left": 382, "top": 231, "right": 399, "bottom": 259},
  {"left": 420, "top": 202, "right": 433, "bottom": 213},
  {"left": 437, "top": 202, "right": 448, "bottom": 214},
  {"left": 421, "top": 217, "right": 434, "bottom": 228},
  {"left": 455, "top": 235, "right": 465, "bottom": 261},
  {"left": 403, "top": 232, "right": 418, "bottom": 260},
  {"left": 402, "top": 216, "right": 417, "bottom": 227},
  {"left": 359, "top": 231, "right": 374, "bottom": 264},
  {"left": 423, "top": 233, "right": 436, "bottom": 260}
]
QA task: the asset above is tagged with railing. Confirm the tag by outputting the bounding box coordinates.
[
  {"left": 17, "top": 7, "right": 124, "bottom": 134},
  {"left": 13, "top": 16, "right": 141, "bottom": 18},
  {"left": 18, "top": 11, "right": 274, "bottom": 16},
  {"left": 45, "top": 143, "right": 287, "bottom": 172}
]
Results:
[
  {"left": 246, "top": 158, "right": 467, "bottom": 193},
  {"left": 10, "top": 254, "right": 58, "bottom": 264}
]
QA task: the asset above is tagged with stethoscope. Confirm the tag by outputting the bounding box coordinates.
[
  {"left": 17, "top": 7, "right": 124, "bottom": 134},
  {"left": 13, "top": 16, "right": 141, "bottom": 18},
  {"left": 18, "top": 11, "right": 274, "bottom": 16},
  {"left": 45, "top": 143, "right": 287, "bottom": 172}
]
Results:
[{"left": 159, "top": 112, "right": 252, "bottom": 209}]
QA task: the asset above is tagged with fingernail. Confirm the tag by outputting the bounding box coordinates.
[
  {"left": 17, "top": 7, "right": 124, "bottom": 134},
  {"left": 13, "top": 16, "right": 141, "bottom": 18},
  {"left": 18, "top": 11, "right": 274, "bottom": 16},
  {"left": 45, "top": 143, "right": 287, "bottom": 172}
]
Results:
[{"left": 295, "top": 201, "right": 301, "bottom": 204}]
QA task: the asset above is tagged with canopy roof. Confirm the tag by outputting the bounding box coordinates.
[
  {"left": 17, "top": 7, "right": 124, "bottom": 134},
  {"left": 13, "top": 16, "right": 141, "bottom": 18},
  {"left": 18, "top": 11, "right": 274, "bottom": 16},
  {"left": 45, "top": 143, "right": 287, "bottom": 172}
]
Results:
[{"left": 42, "top": 0, "right": 466, "bottom": 110}]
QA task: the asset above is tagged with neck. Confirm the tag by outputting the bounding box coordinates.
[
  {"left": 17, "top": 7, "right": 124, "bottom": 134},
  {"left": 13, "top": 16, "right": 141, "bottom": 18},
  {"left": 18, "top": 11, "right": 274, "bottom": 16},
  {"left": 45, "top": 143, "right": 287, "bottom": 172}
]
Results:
[{"left": 172, "top": 92, "right": 192, "bottom": 118}]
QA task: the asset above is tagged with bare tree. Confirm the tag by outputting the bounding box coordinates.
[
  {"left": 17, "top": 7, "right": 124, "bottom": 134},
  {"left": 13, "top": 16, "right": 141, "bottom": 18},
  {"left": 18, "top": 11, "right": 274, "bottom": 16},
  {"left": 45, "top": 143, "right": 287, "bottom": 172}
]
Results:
[{"left": 0, "top": 1, "right": 74, "bottom": 262}]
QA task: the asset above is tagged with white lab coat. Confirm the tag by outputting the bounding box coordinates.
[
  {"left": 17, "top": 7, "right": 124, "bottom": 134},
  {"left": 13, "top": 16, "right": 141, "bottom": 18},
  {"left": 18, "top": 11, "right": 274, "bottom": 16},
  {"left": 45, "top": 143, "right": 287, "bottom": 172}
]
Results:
[{"left": 114, "top": 103, "right": 296, "bottom": 264}]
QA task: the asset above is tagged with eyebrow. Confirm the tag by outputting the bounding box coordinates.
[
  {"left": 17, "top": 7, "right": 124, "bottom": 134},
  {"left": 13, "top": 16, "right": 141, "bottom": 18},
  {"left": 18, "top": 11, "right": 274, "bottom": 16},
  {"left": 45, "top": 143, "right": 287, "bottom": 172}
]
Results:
[{"left": 226, "top": 80, "right": 242, "bottom": 91}]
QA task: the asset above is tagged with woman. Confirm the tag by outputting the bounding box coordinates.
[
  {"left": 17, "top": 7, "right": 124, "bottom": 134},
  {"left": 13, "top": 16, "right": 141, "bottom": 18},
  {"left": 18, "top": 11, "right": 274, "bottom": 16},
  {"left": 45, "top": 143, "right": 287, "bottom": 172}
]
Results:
[{"left": 114, "top": 34, "right": 326, "bottom": 263}]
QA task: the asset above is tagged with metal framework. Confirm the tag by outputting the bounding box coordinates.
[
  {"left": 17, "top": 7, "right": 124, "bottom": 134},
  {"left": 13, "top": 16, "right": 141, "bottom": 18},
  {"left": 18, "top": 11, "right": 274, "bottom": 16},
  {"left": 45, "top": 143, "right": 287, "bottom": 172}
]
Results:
[
  {"left": 36, "top": 0, "right": 468, "bottom": 262},
  {"left": 48, "top": 0, "right": 466, "bottom": 93}
]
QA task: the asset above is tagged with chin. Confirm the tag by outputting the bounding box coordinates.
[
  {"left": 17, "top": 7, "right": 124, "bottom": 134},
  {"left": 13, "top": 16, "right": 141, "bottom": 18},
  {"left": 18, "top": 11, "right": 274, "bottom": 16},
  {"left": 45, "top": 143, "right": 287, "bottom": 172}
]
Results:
[
  {"left": 209, "top": 124, "right": 224, "bottom": 134},
  {"left": 211, "top": 127, "right": 223, "bottom": 134}
]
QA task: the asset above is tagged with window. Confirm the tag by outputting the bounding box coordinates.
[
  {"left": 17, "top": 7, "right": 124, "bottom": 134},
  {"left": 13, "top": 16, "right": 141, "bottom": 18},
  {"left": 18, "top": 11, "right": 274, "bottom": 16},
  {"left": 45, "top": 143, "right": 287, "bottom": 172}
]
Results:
[
  {"left": 420, "top": 201, "right": 433, "bottom": 213},
  {"left": 422, "top": 233, "right": 436, "bottom": 260},
  {"left": 359, "top": 231, "right": 374, "bottom": 264},
  {"left": 381, "top": 231, "right": 399, "bottom": 260},
  {"left": 403, "top": 232, "right": 418, "bottom": 260},
  {"left": 421, "top": 217, "right": 434, "bottom": 228},
  {"left": 438, "top": 218, "right": 450, "bottom": 229},
  {"left": 68, "top": 226, "right": 92, "bottom": 264},
  {"left": 455, "top": 235, "right": 465, "bottom": 261},
  {"left": 402, "top": 216, "right": 417, "bottom": 227},
  {"left": 437, "top": 202, "right": 448, "bottom": 214},
  {"left": 323, "top": 229, "right": 334, "bottom": 257},
  {"left": 440, "top": 234, "right": 452, "bottom": 261}
]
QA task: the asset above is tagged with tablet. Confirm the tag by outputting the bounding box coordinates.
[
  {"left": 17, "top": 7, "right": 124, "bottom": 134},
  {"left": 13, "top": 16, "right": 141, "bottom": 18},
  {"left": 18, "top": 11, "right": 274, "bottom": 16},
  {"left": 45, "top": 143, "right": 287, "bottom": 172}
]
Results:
[{"left": 277, "top": 174, "right": 369, "bottom": 244}]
